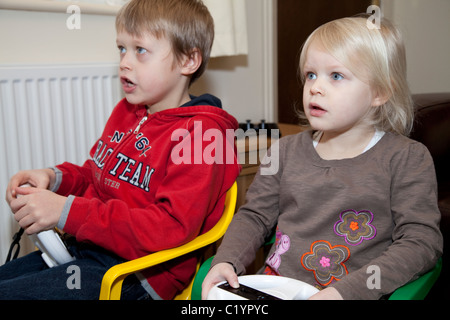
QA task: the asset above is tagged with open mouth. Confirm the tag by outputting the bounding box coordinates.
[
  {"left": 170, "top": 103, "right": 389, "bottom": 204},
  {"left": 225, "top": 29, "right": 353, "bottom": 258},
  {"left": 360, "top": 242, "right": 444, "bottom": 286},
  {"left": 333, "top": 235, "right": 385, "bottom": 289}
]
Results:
[
  {"left": 310, "top": 103, "right": 324, "bottom": 111},
  {"left": 121, "top": 77, "right": 135, "bottom": 87},
  {"left": 121, "top": 77, "right": 137, "bottom": 93},
  {"left": 309, "top": 103, "right": 327, "bottom": 116}
]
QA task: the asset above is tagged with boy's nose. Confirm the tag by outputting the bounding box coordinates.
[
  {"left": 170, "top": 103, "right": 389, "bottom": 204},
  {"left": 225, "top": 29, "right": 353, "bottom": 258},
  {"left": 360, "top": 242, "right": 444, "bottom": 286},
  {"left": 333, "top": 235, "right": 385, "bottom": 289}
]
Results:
[{"left": 120, "top": 54, "right": 132, "bottom": 71}]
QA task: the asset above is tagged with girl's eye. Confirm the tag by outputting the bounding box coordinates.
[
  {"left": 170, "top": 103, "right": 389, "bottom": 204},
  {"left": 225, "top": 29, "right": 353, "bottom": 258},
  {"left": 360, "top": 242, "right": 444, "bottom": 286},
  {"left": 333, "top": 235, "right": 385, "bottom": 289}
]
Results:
[
  {"left": 331, "top": 72, "right": 344, "bottom": 80},
  {"left": 306, "top": 72, "right": 317, "bottom": 80},
  {"left": 137, "top": 47, "right": 147, "bottom": 55}
]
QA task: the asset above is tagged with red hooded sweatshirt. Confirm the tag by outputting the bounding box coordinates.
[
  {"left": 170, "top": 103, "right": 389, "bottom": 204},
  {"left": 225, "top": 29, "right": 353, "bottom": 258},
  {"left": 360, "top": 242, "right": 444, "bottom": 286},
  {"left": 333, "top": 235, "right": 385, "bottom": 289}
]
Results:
[{"left": 54, "top": 94, "right": 241, "bottom": 299}]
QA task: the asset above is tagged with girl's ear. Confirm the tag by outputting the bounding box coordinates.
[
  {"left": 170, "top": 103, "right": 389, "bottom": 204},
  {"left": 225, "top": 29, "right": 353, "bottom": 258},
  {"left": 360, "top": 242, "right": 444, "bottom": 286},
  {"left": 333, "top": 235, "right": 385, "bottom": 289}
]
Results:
[
  {"left": 181, "top": 49, "right": 202, "bottom": 76},
  {"left": 371, "top": 89, "right": 390, "bottom": 107}
]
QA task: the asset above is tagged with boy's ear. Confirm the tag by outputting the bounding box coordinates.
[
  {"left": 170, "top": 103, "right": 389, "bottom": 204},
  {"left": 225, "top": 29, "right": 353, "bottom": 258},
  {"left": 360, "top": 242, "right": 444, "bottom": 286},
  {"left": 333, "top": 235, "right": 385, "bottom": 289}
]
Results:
[{"left": 181, "top": 49, "right": 202, "bottom": 76}]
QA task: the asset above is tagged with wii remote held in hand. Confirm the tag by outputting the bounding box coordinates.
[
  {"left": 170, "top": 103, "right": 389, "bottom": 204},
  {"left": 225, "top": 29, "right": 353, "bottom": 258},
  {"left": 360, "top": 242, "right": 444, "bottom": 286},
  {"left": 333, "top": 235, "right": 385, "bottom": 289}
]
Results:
[{"left": 18, "top": 184, "right": 75, "bottom": 268}]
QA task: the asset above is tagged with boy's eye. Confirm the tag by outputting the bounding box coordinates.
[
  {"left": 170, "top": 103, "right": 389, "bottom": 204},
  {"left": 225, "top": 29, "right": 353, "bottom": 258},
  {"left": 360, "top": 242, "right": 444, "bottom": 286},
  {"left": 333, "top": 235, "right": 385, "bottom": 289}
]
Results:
[
  {"left": 137, "top": 47, "right": 147, "bottom": 55},
  {"left": 118, "top": 46, "right": 126, "bottom": 54},
  {"left": 306, "top": 72, "right": 317, "bottom": 80},
  {"left": 331, "top": 72, "right": 344, "bottom": 80}
]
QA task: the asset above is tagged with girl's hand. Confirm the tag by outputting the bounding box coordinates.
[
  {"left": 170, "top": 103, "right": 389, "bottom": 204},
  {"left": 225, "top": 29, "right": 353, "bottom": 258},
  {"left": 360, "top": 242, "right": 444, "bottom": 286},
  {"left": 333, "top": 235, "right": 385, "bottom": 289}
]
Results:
[
  {"left": 5, "top": 169, "right": 56, "bottom": 205},
  {"left": 308, "top": 287, "right": 343, "bottom": 300},
  {"left": 201, "top": 262, "right": 239, "bottom": 300},
  {"left": 10, "top": 187, "right": 66, "bottom": 235}
]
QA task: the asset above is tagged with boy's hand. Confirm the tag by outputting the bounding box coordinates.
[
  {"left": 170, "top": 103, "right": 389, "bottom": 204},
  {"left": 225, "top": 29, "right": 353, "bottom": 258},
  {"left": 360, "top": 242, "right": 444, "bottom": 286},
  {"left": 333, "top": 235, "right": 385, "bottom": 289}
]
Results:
[
  {"left": 5, "top": 169, "right": 56, "bottom": 205},
  {"left": 201, "top": 262, "right": 239, "bottom": 300},
  {"left": 10, "top": 187, "right": 66, "bottom": 235}
]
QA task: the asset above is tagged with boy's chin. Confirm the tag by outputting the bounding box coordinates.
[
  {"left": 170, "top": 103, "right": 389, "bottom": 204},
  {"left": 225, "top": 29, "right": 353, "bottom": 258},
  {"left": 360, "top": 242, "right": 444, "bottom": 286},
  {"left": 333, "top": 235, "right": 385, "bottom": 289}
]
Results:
[{"left": 124, "top": 95, "right": 145, "bottom": 106}]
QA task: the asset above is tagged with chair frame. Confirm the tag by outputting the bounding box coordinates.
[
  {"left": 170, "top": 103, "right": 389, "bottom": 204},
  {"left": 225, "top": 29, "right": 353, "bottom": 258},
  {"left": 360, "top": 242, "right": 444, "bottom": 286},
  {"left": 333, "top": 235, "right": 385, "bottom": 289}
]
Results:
[{"left": 99, "top": 182, "right": 237, "bottom": 300}]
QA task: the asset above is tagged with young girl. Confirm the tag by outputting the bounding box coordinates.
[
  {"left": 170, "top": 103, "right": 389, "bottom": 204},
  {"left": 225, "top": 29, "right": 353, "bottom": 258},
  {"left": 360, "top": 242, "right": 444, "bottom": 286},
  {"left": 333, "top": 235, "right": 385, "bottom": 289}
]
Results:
[{"left": 202, "top": 15, "right": 443, "bottom": 300}]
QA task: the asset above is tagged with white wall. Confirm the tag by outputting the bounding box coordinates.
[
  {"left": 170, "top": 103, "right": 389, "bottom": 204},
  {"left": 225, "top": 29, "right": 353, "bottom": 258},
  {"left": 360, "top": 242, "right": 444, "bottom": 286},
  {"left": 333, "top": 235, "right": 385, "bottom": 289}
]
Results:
[
  {"left": 0, "top": 9, "right": 118, "bottom": 64},
  {"left": 383, "top": 0, "right": 450, "bottom": 94}
]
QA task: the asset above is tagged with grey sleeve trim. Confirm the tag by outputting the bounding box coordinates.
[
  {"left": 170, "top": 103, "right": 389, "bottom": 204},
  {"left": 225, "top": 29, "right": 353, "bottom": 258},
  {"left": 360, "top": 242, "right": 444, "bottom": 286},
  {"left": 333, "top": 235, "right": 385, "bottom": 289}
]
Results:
[
  {"left": 49, "top": 167, "right": 63, "bottom": 192},
  {"left": 57, "top": 195, "right": 74, "bottom": 230}
]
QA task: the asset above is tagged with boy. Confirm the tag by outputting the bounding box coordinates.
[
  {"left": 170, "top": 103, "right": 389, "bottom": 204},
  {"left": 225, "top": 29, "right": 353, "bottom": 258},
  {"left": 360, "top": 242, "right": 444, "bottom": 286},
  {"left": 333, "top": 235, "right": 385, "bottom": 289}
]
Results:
[{"left": 2, "top": 0, "right": 240, "bottom": 300}]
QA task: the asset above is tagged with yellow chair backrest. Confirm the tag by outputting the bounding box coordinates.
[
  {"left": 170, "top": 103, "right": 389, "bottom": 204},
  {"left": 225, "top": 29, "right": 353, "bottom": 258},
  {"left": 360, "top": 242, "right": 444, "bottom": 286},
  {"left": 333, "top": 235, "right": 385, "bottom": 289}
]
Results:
[{"left": 99, "top": 181, "right": 237, "bottom": 300}]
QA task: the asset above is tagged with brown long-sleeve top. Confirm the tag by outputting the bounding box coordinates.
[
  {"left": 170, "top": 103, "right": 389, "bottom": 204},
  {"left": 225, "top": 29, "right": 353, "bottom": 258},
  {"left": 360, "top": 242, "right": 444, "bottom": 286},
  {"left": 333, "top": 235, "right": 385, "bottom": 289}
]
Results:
[{"left": 212, "top": 130, "right": 443, "bottom": 299}]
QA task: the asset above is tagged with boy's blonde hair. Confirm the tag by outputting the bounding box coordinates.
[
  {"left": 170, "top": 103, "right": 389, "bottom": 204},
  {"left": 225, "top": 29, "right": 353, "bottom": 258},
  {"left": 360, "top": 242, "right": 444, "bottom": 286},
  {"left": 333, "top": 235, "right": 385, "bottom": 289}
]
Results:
[
  {"left": 116, "top": 0, "right": 214, "bottom": 84},
  {"left": 298, "top": 15, "right": 414, "bottom": 136}
]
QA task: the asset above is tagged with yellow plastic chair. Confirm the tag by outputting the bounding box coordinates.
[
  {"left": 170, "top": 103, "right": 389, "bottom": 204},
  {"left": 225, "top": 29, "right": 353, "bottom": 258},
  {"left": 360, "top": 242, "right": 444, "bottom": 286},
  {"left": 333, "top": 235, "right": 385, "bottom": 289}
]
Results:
[{"left": 99, "top": 181, "right": 237, "bottom": 300}]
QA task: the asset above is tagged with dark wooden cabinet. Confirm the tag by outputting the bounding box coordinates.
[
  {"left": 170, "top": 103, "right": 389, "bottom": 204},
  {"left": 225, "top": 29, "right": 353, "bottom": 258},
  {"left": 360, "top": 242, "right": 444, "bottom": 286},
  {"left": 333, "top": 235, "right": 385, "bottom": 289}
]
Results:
[{"left": 277, "top": 0, "right": 373, "bottom": 124}]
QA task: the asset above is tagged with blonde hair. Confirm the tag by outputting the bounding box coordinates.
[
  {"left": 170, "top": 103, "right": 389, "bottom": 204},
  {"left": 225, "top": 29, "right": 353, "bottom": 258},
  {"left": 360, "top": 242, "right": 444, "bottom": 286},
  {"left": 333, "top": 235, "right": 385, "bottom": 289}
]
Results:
[
  {"left": 298, "top": 15, "right": 414, "bottom": 136},
  {"left": 116, "top": 0, "right": 214, "bottom": 84}
]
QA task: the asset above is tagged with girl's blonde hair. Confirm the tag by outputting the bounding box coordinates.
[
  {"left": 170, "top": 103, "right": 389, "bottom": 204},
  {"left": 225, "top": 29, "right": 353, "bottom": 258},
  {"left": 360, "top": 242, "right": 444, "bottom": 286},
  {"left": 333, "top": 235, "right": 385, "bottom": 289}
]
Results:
[
  {"left": 298, "top": 15, "right": 414, "bottom": 136},
  {"left": 116, "top": 0, "right": 214, "bottom": 85}
]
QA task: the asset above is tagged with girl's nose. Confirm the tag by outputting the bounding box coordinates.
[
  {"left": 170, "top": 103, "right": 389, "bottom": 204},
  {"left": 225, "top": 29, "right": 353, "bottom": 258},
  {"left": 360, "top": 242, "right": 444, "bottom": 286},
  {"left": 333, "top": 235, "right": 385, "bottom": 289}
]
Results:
[{"left": 310, "top": 81, "right": 324, "bottom": 96}]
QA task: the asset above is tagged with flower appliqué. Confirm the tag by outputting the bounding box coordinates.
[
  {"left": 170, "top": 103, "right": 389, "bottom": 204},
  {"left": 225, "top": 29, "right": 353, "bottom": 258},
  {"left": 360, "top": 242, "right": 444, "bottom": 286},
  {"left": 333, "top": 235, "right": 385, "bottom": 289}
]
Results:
[
  {"left": 264, "top": 229, "right": 290, "bottom": 276},
  {"left": 301, "top": 240, "right": 350, "bottom": 286},
  {"left": 334, "top": 209, "right": 376, "bottom": 246}
]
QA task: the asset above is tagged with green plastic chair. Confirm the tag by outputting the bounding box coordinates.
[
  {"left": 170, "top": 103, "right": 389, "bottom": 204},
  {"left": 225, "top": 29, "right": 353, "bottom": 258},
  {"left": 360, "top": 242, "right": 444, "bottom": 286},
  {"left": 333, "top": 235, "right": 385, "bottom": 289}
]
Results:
[
  {"left": 389, "top": 258, "right": 442, "bottom": 300},
  {"left": 191, "top": 242, "right": 442, "bottom": 300}
]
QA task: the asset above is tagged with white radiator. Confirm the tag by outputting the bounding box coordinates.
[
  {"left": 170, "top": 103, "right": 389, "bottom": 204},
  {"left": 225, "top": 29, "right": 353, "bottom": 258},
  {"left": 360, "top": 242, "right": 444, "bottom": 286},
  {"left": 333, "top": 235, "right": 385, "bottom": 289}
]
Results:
[{"left": 0, "top": 63, "right": 121, "bottom": 261}]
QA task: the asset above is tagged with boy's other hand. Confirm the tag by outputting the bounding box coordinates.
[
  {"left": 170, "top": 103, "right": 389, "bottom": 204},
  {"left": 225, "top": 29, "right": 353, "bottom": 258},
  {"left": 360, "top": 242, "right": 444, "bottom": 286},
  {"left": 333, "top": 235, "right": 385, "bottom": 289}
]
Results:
[{"left": 10, "top": 187, "right": 66, "bottom": 235}]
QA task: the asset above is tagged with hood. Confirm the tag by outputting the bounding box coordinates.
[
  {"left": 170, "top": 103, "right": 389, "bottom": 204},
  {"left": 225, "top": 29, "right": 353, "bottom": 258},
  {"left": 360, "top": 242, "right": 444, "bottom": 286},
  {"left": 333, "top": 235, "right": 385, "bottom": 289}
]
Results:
[
  {"left": 182, "top": 94, "right": 222, "bottom": 109},
  {"left": 132, "top": 94, "right": 238, "bottom": 130}
]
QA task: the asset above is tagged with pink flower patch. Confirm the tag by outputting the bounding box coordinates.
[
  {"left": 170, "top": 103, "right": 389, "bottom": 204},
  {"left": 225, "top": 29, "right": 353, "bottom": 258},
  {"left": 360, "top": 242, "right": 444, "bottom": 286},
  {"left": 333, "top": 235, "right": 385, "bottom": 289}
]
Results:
[
  {"left": 301, "top": 240, "right": 350, "bottom": 286},
  {"left": 320, "top": 257, "right": 331, "bottom": 267}
]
